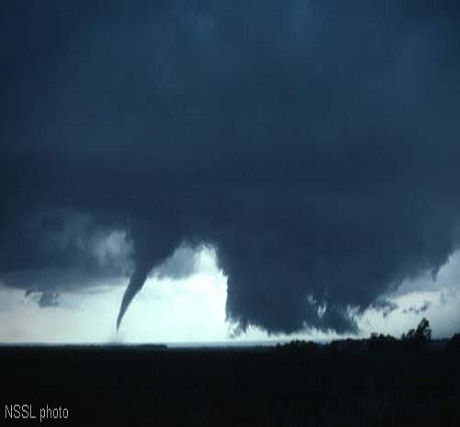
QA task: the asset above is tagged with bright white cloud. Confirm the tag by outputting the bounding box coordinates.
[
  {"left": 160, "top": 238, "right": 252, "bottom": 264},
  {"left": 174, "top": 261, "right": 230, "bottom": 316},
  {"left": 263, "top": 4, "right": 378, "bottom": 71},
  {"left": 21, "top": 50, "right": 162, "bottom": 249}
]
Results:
[{"left": 0, "top": 246, "right": 229, "bottom": 344}]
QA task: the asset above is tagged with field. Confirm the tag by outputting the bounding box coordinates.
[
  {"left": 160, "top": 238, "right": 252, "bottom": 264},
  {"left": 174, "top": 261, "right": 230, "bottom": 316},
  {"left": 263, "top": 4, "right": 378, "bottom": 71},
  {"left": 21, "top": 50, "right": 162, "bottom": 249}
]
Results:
[{"left": 1, "top": 343, "right": 459, "bottom": 426}]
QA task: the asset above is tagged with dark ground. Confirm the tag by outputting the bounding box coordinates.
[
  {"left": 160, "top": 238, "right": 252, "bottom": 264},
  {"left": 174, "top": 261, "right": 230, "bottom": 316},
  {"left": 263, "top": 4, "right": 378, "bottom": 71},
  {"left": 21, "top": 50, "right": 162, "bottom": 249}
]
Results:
[{"left": 1, "top": 343, "right": 459, "bottom": 426}]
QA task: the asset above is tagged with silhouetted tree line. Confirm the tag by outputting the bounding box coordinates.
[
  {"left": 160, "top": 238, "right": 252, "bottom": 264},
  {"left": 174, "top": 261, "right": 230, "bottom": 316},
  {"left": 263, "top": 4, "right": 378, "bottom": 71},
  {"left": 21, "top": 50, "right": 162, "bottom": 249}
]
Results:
[
  {"left": 447, "top": 332, "right": 460, "bottom": 351},
  {"left": 276, "top": 318, "right": 460, "bottom": 353},
  {"left": 399, "top": 317, "right": 432, "bottom": 349},
  {"left": 276, "top": 339, "right": 321, "bottom": 352}
]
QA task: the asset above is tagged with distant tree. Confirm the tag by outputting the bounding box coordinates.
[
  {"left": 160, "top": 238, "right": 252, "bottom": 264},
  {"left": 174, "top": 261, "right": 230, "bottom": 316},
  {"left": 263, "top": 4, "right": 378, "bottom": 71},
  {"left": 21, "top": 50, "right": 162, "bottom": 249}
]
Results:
[
  {"left": 341, "top": 338, "right": 366, "bottom": 353},
  {"left": 416, "top": 318, "right": 432, "bottom": 341},
  {"left": 368, "top": 333, "right": 398, "bottom": 351},
  {"left": 447, "top": 333, "right": 460, "bottom": 351},
  {"left": 281, "top": 339, "right": 320, "bottom": 353},
  {"left": 401, "top": 317, "right": 432, "bottom": 349}
]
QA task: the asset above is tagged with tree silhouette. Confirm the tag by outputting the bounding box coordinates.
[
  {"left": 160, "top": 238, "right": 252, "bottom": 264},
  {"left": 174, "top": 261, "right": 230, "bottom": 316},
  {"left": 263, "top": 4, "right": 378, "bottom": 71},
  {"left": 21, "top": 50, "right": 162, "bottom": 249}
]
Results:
[
  {"left": 368, "top": 333, "right": 398, "bottom": 351},
  {"left": 401, "top": 317, "right": 432, "bottom": 348},
  {"left": 447, "top": 333, "right": 460, "bottom": 351}
]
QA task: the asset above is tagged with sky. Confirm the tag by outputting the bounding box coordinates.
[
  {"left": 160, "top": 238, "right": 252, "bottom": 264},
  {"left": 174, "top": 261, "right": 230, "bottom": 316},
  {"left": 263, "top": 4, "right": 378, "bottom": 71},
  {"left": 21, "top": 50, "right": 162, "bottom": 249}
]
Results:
[{"left": 1, "top": 0, "right": 459, "bottom": 343}]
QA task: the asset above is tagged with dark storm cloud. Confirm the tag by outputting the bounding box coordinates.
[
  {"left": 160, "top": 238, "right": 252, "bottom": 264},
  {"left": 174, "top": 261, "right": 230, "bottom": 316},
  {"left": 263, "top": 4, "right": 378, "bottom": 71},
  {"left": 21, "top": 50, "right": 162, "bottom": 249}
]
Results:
[
  {"left": 22, "top": 290, "right": 59, "bottom": 308},
  {"left": 370, "top": 300, "right": 399, "bottom": 318},
  {"left": 38, "top": 292, "right": 60, "bottom": 308},
  {"left": 0, "top": 208, "right": 132, "bottom": 293},
  {"left": 1, "top": 0, "right": 460, "bottom": 333}
]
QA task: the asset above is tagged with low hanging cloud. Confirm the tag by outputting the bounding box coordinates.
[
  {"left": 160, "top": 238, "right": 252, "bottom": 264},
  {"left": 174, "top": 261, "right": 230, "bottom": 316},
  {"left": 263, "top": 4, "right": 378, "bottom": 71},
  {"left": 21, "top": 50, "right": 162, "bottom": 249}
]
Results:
[
  {"left": 402, "top": 301, "right": 432, "bottom": 316},
  {"left": 370, "top": 300, "right": 399, "bottom": 319},
  {"left": 1, "top": 0, "right": 460, "bottom": 334}
]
